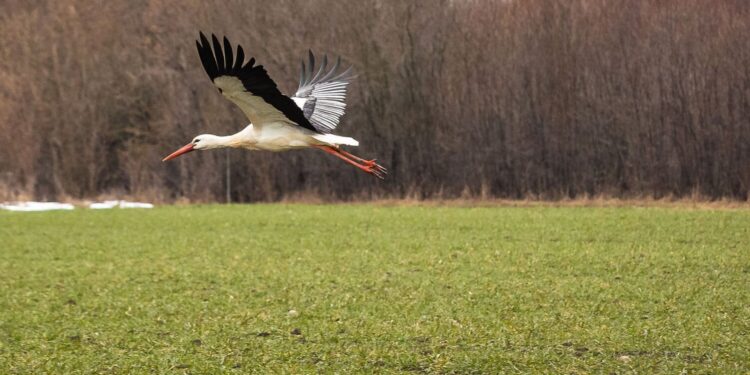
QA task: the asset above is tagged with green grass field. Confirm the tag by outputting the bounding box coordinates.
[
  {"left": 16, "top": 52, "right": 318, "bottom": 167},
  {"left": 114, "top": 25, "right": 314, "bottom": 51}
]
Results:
[{"left": 1, "top": 204, "right": 748, "bottom": 373}]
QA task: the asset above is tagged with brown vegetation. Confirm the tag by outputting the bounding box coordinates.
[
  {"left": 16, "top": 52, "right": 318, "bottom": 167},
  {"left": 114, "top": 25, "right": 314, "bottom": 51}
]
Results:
[{"left": 1, "top": 0, "right": 749, "bottom": 202}]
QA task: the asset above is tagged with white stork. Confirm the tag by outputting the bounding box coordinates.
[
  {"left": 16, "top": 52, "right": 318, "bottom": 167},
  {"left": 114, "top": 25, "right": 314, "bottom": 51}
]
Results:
[{"left": 162, "top": 32, "right": 386, "bottom": 179}]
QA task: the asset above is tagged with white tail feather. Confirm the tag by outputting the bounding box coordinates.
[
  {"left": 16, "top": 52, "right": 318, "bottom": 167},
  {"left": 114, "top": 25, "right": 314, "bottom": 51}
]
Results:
[{"left": 312, "top": 134, "right": 359, "bottom": 147}]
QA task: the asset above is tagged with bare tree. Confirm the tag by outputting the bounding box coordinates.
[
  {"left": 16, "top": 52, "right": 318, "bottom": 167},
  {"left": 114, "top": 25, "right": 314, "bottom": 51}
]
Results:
[{"left": 0, "top": 0, "right": 748, "bottom": 202}]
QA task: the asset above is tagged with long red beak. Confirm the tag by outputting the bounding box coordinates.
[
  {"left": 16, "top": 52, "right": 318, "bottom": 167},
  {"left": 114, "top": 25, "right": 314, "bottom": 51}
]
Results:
[{"left": 162, "top": 143, "right": 195, "bottom": 161}]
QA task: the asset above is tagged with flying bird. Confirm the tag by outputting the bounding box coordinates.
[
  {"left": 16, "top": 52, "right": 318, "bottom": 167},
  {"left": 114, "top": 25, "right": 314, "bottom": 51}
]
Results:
[{"left": 163, "top": 32, "right": 386, "bottom": 179}]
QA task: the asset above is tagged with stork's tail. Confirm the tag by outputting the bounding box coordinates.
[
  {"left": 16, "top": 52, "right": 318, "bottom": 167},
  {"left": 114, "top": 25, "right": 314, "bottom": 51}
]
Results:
[{"left": 312, "top": 134, "right": 359, "bottom": 147}]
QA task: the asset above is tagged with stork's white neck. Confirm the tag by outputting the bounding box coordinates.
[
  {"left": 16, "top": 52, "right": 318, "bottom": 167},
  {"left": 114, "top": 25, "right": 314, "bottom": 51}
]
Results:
[{"left": 197, "top": 125, "right": 255, "bottom": 149}]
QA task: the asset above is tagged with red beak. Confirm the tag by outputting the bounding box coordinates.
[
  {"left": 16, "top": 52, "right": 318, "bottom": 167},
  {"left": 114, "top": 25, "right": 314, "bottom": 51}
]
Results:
[{"left": 162, "top": 143, "right": 195, "bottom": 161}]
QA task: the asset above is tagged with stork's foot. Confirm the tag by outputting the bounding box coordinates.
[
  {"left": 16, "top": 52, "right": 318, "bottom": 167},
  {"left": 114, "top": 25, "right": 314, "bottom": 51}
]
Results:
[
  {"left": 339, "top": 150, "right": 387, "bottom": 174},
  {"left": 317, "top": 146, "right": 387, "bottom": 179},
  {"left": 358, "top": 158, "right": 387, "bottom": 177},
  {"left": 362, "top": 159, "right": 387, "bottom": 174},
  {"left": 363, "top": 164, "right": 386, "bottom": 179}
]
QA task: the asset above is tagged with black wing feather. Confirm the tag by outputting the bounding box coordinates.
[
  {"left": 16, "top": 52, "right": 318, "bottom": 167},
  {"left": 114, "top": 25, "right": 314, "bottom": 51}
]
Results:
[
  {"left": 211, "top": 35, "right": 225, "bottom": 72},
  {"left": 197, "top": 34, "right": 218, "bottom": 79},
  {"left": 223, "top": 37, "right": 233, "bottom": 72},
  {"left": 233, "top": 45, "right": 245, "bottom": 71},
  {"left": 195, "top": 32, "right": 316, "bottom": 132}
]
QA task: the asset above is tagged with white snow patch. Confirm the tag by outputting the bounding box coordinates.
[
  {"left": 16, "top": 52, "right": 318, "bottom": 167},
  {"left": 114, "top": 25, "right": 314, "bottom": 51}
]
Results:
[
  {"left": 0, "top": 201, "right": 75, "bottom": 212},
  {"left": 89, "top": 200, "right": 120, "bottom": 209},
  {"left": 118, "top": 201, "right": 153, "bottom": 209},
  {"left": 88, "top": 200, "right": 153, "bottom": 209}
]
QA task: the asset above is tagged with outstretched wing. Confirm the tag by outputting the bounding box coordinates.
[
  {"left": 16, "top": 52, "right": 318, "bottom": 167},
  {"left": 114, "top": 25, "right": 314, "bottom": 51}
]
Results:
[
  {"left": 291, "top": 51, "right": 354, "bottom": 134},
  {"left": 196, "top": 32, "right": 317, "bottom": 132}
]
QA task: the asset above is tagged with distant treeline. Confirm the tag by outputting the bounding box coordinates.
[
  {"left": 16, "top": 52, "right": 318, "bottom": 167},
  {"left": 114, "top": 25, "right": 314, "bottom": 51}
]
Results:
[{"left": 1, "top": 0, "right": 749, "bottom": 202}]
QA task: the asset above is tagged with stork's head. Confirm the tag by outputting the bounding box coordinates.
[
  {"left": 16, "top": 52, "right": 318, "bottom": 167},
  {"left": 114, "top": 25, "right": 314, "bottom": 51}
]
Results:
[{"left": 162, "top": 134, "right": 224, "bottom": 161}]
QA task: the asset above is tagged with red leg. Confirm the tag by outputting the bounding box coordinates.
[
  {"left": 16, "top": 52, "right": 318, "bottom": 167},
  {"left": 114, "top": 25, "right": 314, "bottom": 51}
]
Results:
[
  {"left": 316, "top": 146, "right": 385, "bottom": 179},
  {"left": 337, "top": 149, "right": 387, "bottom": 174},
  {"left": 338, "top": 150, "right": 374, "bottom": 165}
]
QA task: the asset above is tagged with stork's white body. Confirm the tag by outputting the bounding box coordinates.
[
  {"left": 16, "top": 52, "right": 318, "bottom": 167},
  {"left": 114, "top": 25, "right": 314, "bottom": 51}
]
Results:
[{"left": 202, "top": 123, "right": 358, "bottom": 152}]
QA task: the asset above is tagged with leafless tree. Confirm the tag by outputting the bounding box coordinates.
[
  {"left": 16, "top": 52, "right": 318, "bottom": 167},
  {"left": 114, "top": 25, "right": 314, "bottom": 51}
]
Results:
[{"left": 1, "top": 0, "right": 748, "bottom": 202}]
